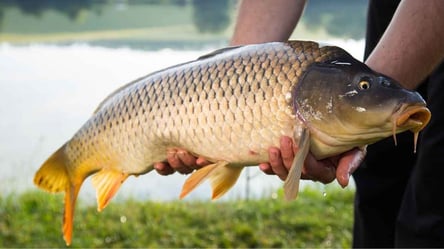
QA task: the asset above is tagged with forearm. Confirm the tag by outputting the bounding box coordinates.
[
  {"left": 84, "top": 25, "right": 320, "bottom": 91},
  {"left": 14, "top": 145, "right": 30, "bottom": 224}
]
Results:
[
  {"left": 230, "top": 0, "right": 306, "bottom": 46},
  {"left": 365, "top": 0, "right": 444, "bottom": 90}
]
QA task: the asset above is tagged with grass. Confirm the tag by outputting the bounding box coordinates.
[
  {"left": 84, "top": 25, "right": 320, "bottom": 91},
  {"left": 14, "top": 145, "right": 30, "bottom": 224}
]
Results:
[{"left": 0, "top": 187, "right": 354, "bottom": 248}]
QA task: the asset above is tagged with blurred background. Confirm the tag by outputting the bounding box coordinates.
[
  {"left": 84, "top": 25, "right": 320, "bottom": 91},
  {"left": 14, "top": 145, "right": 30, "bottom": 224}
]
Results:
[{"left": 0, "top": 0, "right": 366, "bottom": 202}]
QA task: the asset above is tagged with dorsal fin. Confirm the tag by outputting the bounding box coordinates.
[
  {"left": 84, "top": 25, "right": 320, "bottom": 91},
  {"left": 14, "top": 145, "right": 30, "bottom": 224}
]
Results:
[
  {"left": 197, "top": 46, "right": 242, "bottom": 60},
  {"left": 93, "top": 46, "right": 241, "bottom": 114},
  {"left": 92, "top": 59, "right": 193, "bottom": 114}
]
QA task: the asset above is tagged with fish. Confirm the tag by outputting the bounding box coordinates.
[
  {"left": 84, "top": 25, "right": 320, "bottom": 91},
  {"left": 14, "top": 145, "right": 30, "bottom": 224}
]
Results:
[{"left": 33, "top": 40, "right": 431, "bottom": 245}]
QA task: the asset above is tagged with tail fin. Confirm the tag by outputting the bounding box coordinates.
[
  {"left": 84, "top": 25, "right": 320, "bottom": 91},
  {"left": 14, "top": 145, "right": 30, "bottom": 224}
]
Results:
[
  {"left": 34, "top": 144, "right": 70, "bottom": 193},
  {"left": 33, "top": 144, "right": 82, "bottom": 246},
  {"left": 63, "top": 183, "right": 81, "bottom": 246}
]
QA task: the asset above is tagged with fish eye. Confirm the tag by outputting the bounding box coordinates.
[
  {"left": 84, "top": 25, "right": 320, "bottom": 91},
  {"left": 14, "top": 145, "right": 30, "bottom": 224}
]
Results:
[{"left": 358, "top": 77, "right": 371, "bottom": 90}]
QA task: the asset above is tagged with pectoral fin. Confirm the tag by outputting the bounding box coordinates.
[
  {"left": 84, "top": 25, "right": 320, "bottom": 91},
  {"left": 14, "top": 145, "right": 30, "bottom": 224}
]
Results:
[
  {"left": 283, "top": 128, "right": 310, "bottom": 201},
  {"left": 180, "top": 161, "right": 243, "bottom": 200},
  {"left": 91, "top": 169, "right": 129, "bottom": 212}
]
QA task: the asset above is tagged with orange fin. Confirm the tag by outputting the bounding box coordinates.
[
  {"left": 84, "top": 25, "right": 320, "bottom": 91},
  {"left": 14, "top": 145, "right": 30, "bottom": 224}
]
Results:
[
  {"left": 180, "top": 161, "right": 243, "bottom": 200},
  {"left": 92, "top": 169, "right": 129, "bottom": 212},
  {"left": 284, "top": 128, "right": 310, "bottom": 201},
  {"left": 33, "top": 144, "right": 83, "bottom": 246},
  {"left": 63, "top": 183, "right": 81, "bottom": 246},
  {"left": 180, "top": 163, "right": 218, "bottom": 199},
  {"left": 34, "top": 144, "right": 69, "bottom": 193}
]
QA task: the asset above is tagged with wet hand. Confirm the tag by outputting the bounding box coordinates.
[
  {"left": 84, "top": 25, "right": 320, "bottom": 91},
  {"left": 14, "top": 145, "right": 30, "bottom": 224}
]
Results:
[
  {"left": 154, "top": 137, "right": 365, "bottom": 188},
  {"left": 259, "top": 136, "right": 365, "bottom": 187},
  {"left": 154, "top": 148, "right": 210, "bottom": 175}
]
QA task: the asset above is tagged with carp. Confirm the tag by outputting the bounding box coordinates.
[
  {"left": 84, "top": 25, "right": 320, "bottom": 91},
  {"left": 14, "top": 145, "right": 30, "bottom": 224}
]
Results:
[{"left": 34, "top": 40, "right": 431, "bottom": 245}]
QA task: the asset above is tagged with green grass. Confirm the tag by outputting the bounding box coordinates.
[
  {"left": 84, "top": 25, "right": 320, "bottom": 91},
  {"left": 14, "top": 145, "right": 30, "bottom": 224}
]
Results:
[{"left": 0, "top": 187, "right": 354, "bottom": 248}]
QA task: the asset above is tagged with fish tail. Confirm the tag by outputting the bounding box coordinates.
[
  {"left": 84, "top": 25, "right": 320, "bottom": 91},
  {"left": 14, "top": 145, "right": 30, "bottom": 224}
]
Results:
[
  {"left": 33, "top": 144, "right": 83, "bottom": 246},
  {"left": 63, "top": 183, "right": 80, "bottom": 246},
  {"left": 34, "top": 144, "right": 70, "bottom": 193}
]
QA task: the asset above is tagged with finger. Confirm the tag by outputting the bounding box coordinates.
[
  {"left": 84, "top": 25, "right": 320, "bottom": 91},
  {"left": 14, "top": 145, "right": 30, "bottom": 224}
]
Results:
[
  {"left": 336, "top": 147, "right": 366, "bottom": 188},
  {"left": 154, "top": 162, "right": 175, "bottom": 175},
  {"left": 176, "top": 149, "right": 198, "bottom": 168},
  {"left": 196, "top": 157, "right": 211, "bottom": 167},
  {"left": 268, "top": 147, "right": 288, "bottom": 181},
  {"left": 280, "top": 136, "right": 296, "bottom": 170},
  {"left": 166, "top": 149, "right": 182, "bottom": 168},
  {"left": 301, "top": 153, "right": 336, "bottom": 184},
  {"left": 259, "top": 163, "right": 275, "bottom": 175},
  {"left": 166, "top": 149, "right": 193, "bottom": 174}
]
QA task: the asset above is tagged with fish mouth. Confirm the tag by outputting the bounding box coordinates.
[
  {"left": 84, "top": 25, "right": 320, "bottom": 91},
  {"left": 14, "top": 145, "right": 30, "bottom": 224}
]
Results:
[
  {"left": 392, "top": 104, "right": 431, "bottom": 152},
  {"left": 395, "top": 105, "right": 431, "bottom": 131}
]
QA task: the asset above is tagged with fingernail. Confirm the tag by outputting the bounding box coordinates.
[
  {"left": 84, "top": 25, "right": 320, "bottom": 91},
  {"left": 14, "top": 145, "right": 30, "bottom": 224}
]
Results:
[
  {"left": 340, "top": 174, "right": 349, "bottom": 188},
  {"left": 259, "top": 164, "right": 267, "bottom": 171},
  {"left": 154, "top": 163, "right": 164, "bottom": 171}
]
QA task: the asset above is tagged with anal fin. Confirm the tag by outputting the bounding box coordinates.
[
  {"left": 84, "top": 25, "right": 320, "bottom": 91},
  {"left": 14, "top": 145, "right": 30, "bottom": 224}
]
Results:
[
  {"left": 283, "top": 128, "right": 310, "bottom": 201},
  {"left": 91, "top": 169, "right": 129, "bottom": 212},
  {"left": 180, "top": 161, "right": 243, "bottom": 200},
  {"left": 180, "top": 163, "right": 218, "bottom": 199}
]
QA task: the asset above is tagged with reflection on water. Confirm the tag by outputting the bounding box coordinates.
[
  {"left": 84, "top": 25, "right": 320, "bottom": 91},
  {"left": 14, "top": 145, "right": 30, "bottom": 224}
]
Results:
[{"left": 0, "top": 0, "right": 364, "bottom": 201}]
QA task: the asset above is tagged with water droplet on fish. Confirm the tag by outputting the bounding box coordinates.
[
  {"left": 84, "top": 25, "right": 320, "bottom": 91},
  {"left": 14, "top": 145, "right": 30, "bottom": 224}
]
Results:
[
  {"left": 354, "top": 106, "right": 366, "bottom": 112},
  {"left": 285, "top": 92, "right": 292, "bottom": 103}
]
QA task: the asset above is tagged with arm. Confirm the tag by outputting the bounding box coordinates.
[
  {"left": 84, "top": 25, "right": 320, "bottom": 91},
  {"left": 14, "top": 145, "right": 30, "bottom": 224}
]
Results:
[
  {"left": 366, "top": 0, "right": 444, "bottom": 89},
  {"left": 230, "top": 0, "right": 306, "bottom": 45},
  {"left": 261, "top": 0, "right": 444, "bottom": 184}
]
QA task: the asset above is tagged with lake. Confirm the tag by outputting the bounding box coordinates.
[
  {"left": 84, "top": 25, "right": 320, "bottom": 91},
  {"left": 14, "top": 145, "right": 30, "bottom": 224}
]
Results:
[{"left": 0, "top": 0, "right": 366, "bottom": 201}]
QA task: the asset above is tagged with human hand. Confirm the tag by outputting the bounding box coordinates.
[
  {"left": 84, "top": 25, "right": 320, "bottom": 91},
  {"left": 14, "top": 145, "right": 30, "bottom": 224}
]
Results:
[
  {"left": 154, "top": 137, "right": 365, "bottom": 188},
  {"left": 154, "top": 148, "right": 210, "bottom": 175},
  {"left": 260, "top": 136, "right": 365, "bottom": 187}
]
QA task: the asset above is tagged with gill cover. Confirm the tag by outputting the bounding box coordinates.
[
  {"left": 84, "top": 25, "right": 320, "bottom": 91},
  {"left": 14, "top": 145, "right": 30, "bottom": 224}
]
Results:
[{"left": 293, "top": 52, "right": 428, "bottom": 158}]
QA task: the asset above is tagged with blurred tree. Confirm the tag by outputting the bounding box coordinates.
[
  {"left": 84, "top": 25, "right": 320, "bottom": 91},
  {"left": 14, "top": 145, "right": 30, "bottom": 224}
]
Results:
[
  {"left": 191, "top": 0, "right": 231, "bottom": 34},
  {"left": 0, "top": 0, "right": 97, "bottom": 20},
  {"left": 303, "top": 0, "right": 366, "bottom": 39},
  {"left": 0, "top": 10, "right": 3, "bottom": 31}
]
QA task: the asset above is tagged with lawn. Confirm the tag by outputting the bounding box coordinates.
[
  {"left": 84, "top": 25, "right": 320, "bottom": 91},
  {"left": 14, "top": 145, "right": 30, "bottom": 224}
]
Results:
[{"left": 0, "top": 186, "right": 354, "bottom": 248}]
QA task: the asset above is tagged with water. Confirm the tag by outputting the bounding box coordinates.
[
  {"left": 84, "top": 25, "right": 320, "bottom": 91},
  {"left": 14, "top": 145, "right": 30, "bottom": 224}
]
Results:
[{"left": 0, "top": 0, "right": 364, "bottom": 201}]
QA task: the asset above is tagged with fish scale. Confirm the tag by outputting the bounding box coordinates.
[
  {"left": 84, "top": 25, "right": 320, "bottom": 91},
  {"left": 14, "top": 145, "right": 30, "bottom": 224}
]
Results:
[
  {"left": 66, "top": 42, "right": 331, "bottom": 174},
  {"left": 34, "top": 40, "right": 431, "bottom": 245}
]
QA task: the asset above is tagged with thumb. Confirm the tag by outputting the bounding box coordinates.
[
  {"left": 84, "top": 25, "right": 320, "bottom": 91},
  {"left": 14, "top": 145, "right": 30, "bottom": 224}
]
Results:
[{"left": 336, "top": 147, "right": 366, "bottom": 188}]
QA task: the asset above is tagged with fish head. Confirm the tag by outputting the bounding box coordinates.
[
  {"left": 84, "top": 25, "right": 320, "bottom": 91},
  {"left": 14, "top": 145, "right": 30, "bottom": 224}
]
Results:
[{"left": 294, "top": 52, "right": 431, "bottom": 158}]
